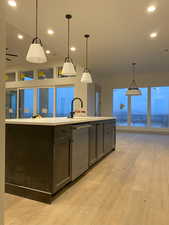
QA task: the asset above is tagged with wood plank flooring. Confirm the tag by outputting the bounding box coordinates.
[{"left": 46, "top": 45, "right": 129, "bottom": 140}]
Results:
[{"left": 5, "top": 132, "right": 169, "bottom": 225}]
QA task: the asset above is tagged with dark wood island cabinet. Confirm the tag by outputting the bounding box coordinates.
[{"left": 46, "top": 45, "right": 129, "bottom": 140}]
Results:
[{"left": 5, "top": 117, "right": 116, "bottom": 203}]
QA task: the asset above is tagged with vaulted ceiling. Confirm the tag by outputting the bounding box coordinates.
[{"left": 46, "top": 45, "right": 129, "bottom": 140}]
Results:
[{"left": 6, "top": 0, "right": 169, "bottom": 76}]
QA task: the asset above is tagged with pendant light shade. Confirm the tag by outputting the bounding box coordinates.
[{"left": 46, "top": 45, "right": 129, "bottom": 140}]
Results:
[
  {"left": 62, "top": 14, "right": 76, "bottom": 76},
  {"left": 126, "top": 62, "right": 141, "bottom": 96},
  {"left": 26, "top": 0, "right": 47, "bottom": 64},
  {"left": 126, "top": 87, "right": 142, "bottom": 96},
  {"left": 81, "top": 34, "right": 93, "bottom": 83},
  {"left": 26, "top": 39, "right": 47, "bottom": 63},
  {"left": 62, "top": 57, "right": 76, "bottom": 76},
  {"left": 81, "top": 71, "right": 92, "bottom": 83}
]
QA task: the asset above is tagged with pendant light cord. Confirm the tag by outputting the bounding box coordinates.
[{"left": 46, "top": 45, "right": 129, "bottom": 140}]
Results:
[
  {"left": 132, "top": 62, "right": 136, "bottom": 81},
  {"left": 32, "top": 0, "right": 42, "bottom": 45},
  {"left": 67, "top": 18, "right": 70, "bottom": 58},
  {"left": 86, "top": 37, "right": 88, "bottom": 69},
  {"left": 36, "top": 0, "right": 38, "bottom": 42},
  {"left": 65, "top": 15, "right": 72, "bottom": 59},
  {"left": 84, "top": 34, "right": 90, "bottom": 70}
]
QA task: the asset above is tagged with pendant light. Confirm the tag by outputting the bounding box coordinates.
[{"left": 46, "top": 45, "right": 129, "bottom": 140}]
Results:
[
  {"left": 26, "top": 0, "right": 47, "bottom": 63},
  {"left": 62, "top": 14, "right": 76, "bottom": 76},
  {"left": 81, "top": 34, "right": 92, "bottom": 83},
  {"left": 126, "top": 62, "right": 141, "bottom": 96}
]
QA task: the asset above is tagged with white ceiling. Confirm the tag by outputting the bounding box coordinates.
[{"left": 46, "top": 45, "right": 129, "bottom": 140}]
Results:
[{"left": 6, "top": 0, "right": 169, "bottom": 75}]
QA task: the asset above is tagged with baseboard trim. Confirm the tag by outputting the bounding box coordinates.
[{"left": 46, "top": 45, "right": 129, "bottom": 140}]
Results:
[
  {"left": 117, "top": 126, "right": 169, "bottom": 134},
  {"left": 5, "top": 183, "right": 52, "bottom": 204}
]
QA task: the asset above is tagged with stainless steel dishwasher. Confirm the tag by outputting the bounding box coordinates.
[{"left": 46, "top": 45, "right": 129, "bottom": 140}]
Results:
[{"left": 72, "top": 124, "right": 91, "bottom": 181}]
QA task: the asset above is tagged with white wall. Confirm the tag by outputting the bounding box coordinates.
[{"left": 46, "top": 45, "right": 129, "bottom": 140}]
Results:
[
  {"left": 96, "top": 72, "right": 169, "bottom": 116},
  {"left": 87, "top": 83, "right": 96, "bottom": 116},
  {"left": 0, "top": 2, "right": 6, "bottom": 224}
]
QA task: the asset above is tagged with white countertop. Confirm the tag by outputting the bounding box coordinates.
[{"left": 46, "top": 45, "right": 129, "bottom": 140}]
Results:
[{"left": 5, "top": 117, "right": 116, "bottom": 126}]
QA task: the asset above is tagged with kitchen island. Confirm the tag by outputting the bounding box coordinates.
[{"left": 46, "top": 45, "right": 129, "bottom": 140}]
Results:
[{"left": 5, "top": 117, "right": 116, "bottom": 203}]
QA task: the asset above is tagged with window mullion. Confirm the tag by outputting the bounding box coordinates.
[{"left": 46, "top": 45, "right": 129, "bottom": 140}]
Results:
[
  {"left": 53, "top": 87, "right": 56, "bottom": 117},
  {"left": 16, "top": 88, "right": 19, "bottom": 118},
  {"left": 128, "top": 95, "right": 131, "bottom": 126},
  {"left": 34, "top": 88, "right": 37, "bottom": 115},
  {"left": 147, "top": 87, "right": 151, "bottom": 127}
]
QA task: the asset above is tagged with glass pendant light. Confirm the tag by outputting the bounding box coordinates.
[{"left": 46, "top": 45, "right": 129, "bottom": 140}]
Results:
[
  {"left": 62, "top": 14, "right": 76, "bottom": 76},
  {"left": 81, "top": 34, "right": 92, "bottom": 83},
  {"left": 126, "top": 62, "right": 141, "bottom": 96},
  {"left": 26, "top": 0, "right": 47, "bottom": 63}
]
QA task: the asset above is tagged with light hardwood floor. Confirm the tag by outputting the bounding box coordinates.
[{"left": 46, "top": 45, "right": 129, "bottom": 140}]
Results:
[{"left": 5, "top": 132, "right": 169, "bottom": 225}]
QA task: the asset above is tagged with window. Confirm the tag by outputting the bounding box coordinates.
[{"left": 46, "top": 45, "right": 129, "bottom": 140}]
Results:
[
  {"left": 6, "top": 86, "right": 75, "bottom": 119},
  {"left": 19, "top": 89, "right": 34, "bottom": 118},
  {"left": 19, "top": 71, "right": 34, "bottom": 81},
  {"left": 113, "top": 88, "right": 128, "bottom": 126},
  {"left": 57, "top": 67, "right": 63, "bottom": 78},
  {"left": 37, "top": 88, "right": 54, "bottom": 117},
  {"left": 56, "top": 86, "right": 74, "bottom": 117},
  {"left": 131, "top": 88, "right": 147, "bottom": 127},
  {"left": 37, "top": 68, "right": 53, "bottom": 80},
  {"left": 6, "top": 89, "right": 17, "bottom": 118},
  {"left": 5, "top": 72, "right": 16, "bottom": 82},
  {"left": 151, "top": 87, "right": 169, "bottom": 128},
  {"left": 113, "top": 86, "right": 169, "bottom": 128}
]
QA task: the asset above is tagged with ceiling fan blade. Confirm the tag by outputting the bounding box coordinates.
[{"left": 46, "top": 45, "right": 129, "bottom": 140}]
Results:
[
  {"left": 6, "top": 53, "right": 18, "bottom": 57},
  {"left": 6, "top": 58, "right": 12, "bottom": 61}
]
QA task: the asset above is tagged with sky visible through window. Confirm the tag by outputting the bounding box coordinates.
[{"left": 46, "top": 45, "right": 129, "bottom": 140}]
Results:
[
  {"left": 56, "top": 87, "right": 74, "bottom": 117},
  {"left": 113, "top": 87, "right": 169, "bottom": 128}
]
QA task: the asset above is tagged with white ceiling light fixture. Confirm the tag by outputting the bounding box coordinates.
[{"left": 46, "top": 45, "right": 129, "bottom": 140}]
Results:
[
  {"left": 17, "top": 34, "right": 23, "bottom": 40},
  {"left": 47, "top": 29, "right": 54, "bottom": 35},
  {"left": 126, "top": 62, "right": 141, "bottom": 96},
  {"left": 150, "top": 32, "right": 157, "bottom": 39},
  {"left": 46, "top": 50, "right": 51, "bottom": 54},
  {"left": 8, "top": 0, "right": 16, "bottom": 7},
  {"left": 70, "top": 46, "right": 76, "bottom": 52},
  {"left": 81, "top": 34, "right": 92, "bottom": 84},
  {"left": 26, "top": 0, "right": 47, "bottom": 64},
  {"left": 62, "top": 14, "right": 76, "bottom": 76},
  {"left": 147, "top": 5, "right": 156, "bottom": 13}
]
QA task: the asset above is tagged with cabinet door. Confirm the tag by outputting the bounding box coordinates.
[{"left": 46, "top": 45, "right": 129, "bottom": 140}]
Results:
[
  {"left": 89, "top": 124, "right": 97, "bottom": 166},
  {"left": 96, "top": 123, "right": 104, "bottom": 160},
  {"left": 6, "top": 125, "right": 53, "bottom": 192},
  {"left": 53, "top": 127, "right": 72, "bottom": 193},
  {"left": 103, "top": 122, "right": 113, "bottom": 155},
  {"left": 112, "top": 123, "right": 116, "bottom": 150}
]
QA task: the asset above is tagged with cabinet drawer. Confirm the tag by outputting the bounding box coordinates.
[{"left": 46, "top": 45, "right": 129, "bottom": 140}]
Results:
[{"left": 54, "top": 126, "right": 72, "bottom": 141}]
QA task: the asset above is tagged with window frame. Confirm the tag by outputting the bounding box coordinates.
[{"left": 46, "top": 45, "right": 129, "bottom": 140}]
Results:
[
  {"left": 6, "top": 85, "right": 75, "bottom": 119},
  {"left": 112, "top": 86, "right": 162, "bottom": 128},
  {"left": 18, "top": 88, "right": 34, "bottom": 118}
]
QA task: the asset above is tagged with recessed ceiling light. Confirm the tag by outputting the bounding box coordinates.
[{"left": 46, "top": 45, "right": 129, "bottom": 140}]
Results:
[
  {"left": 150, "top": 32, "right": 157, "bottom": 38},
  {"left": 70, "top": 46, "right": 76, "bottom": 52},
  {"left": 17, "top": 34, "right": 23, "bottom": 40},
  {"left": 46, "top": 50, "right": 51, "bottom": 54},
  {"left": 147, "top": 5, "right": 156, "bottom": 13},
  {"left": 47, "top": 29, "right": 54, "bottom": 35},
  {"left": 8, "top": 0, "right": 16, "bottom": 7}
]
